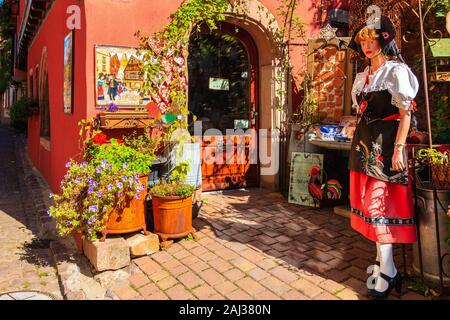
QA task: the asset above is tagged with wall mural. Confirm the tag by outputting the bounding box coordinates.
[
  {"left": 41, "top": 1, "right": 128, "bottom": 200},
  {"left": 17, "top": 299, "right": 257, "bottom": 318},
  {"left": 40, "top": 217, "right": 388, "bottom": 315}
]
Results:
[{"left": 95, "top": 45, "right": 150, "bottom": 109}]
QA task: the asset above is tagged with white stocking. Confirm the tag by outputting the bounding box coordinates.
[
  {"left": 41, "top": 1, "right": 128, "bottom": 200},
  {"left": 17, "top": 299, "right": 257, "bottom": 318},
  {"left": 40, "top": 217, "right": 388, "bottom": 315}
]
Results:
[
  {"left": 374, "top": 243, "right": 397, "bottom": 292},
  {"left": 372, "top": 242, "right": 381, "bottom": 279}
]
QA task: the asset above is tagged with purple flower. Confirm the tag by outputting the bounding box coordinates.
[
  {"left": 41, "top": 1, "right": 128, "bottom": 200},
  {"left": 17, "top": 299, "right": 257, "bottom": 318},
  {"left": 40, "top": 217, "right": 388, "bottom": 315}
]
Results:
[
  {"left": 87, "top": 218, "right": 93, "bottom": 225},
  {"left": 75, "top": 178, "right": 81, "bottom": 184},
  {"left": 97, "top": 191, "right": 103, "bottom": 198},
  {"left": 47, "top": 209, "right": 51, "bottom": 217},
  {"left": 65, "top": 162, "right": 71, "bottom": 168},
  {"left": 89, "top": 205, "right": 98, "bottom": 213},
  {"left": 66, "top": 221, "right": 72, "bottom": 227},
  {"left": 135, "top": 193, "right": 141, "bottom": 200},
  {"left": 96, "top": 167, "right": 103, "bottom": 174},
  {"left": 108, "top": 165, "right": 112, "bottom": 171},
  {"left": 108, "top": 103, "right": 119, "bottom": 112},
  {"left": 123, "top": 162, "right": 128, "bottom": 169},
  {"left": 102, "top": 207, "right": 107, "bottom": 213},
  {"left": 122, "top": 176, "right": 128, "bottom": 182},
  {"left": 107, "top": 184, "right": 113, "bottom": 191},
  {"left": 118, "top": 191, "right": 123, "bottom": 197},
  {"left": 49, "top": 193, "right": 54, "bottom": 199},
  {"left": 88, "top": 186, "right": 94, "bottom": 194},
  {"left": 81, "top": 161, "right": 88, "bottom": 167},
  {"left": 135, "top": 174, "right": 140, "bottom": 180},
  {"left": 140, "top": 184, "right": 146, "bottom": 189},
  {"left": 100, "top": 160, "right": 108, "bottom": 168},
  {"left": 117, "top": 182, "right": 124, "bottom": 189},
  {"left": 88, "top": 229, "right": 93, "bottom": 235},
  {"left": 93, "top": 181, "right": 98, "bottom": 188}
]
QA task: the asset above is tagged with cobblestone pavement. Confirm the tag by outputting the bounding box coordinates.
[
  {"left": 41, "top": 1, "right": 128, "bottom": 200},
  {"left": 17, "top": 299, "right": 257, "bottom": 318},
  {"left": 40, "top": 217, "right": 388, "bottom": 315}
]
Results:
[
  {"left": 112, "top": 190, "right": 426, "bottom": 300},
  {"left": 0, "top": 125, "right": 63, "bottom": 299}
]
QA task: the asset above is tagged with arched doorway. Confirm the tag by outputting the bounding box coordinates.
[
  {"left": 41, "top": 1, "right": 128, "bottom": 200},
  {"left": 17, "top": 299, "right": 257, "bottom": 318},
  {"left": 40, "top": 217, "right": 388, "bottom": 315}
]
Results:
[{"left": 188, "top": 22, "right": 259, "bottom": 191}]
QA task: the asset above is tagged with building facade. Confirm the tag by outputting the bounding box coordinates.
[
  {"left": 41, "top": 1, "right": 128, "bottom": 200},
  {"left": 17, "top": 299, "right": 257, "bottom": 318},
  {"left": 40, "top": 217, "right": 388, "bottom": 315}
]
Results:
[{"left": 4, "top": 0, "right": 351, "bottom": 192}]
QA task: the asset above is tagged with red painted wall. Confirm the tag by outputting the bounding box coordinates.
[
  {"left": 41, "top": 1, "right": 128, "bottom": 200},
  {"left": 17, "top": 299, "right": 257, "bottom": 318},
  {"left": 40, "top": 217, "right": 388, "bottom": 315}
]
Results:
[
  {"left": 25, "top": 0, "right": 349, "bottom": 191},
  {"left": 27, "top": 0, "right": 87, "bottom": 192}
]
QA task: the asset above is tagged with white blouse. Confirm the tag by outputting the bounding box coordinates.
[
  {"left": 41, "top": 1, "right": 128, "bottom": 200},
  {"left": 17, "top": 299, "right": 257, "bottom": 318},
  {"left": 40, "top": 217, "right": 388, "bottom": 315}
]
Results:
[{"left": 351, "top": 60, "right": 419, "bottom": 110}]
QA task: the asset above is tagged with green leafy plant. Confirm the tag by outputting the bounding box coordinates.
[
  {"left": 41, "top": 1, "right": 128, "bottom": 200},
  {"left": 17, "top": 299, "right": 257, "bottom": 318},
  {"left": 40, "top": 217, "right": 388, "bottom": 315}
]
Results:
[
  {"left": 48, "top": 121, "right": 157, "bottom": 240},
  {"left": 416, "top": 147, "right": 450, "bottom": 189},
  {"left": 416, "top": 146, "right": 450, "bottom": 248},
  {"left": 150, "top": 160, "right": 196, "bottom": 197},
  {"left": 0, "top": 2, "right": 13, "bottom": 95},
  {"left": 150, "top": 181, "right": 196, "bottom": 198},
  {"left": 431, "top": 95, "right": 450, "bottom": 144},
  {"left": 9, "top": 96, "right": 38, "bottom": 131}
]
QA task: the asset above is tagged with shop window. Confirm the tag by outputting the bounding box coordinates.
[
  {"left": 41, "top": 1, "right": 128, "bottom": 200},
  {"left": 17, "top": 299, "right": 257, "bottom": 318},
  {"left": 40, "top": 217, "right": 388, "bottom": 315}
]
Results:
[
  {"left": 39, "top": 49, "right": 50, "bottom": 140},
  {"left": 187, "top": 32, "right": 251, "bottom": 134}
]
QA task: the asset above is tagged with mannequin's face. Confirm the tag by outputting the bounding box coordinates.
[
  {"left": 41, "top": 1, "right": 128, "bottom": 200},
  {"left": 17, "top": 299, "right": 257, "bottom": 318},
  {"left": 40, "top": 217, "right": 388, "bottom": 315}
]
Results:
[{"left": 360, "top": 37, "right": 382, "bottom": 59}]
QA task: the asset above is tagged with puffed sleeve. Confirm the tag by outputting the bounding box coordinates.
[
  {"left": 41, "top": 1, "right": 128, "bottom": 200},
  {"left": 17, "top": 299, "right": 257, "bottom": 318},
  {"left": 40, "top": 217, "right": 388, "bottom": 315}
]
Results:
[{"left": 388, "top": 63, "right": 419, "bottom": 110}]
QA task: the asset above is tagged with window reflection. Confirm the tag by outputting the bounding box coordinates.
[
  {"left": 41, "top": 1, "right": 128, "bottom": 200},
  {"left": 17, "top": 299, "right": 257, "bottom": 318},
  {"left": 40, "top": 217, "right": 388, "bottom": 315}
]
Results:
[{"left": 188, "top": 33, "right": 250, "bottom": 135}]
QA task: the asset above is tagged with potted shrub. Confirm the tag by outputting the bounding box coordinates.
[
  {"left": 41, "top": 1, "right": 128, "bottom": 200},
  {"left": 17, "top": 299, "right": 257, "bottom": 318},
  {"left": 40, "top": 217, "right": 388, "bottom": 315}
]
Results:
[
  {"left": 412, "top": 146, "right": 450, "bottom": 286},
  {"left": 150, "top": 162, "right": 197, "bottom": 244},
  {"left": 48, "top": 124, "right": 158, "bottom": 244}
]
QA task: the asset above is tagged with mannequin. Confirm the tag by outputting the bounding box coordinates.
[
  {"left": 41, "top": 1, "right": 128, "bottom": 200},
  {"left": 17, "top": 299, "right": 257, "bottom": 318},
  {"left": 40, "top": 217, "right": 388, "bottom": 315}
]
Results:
[{"left": 347, "top": 16, "right": 419, "bottom": 299}]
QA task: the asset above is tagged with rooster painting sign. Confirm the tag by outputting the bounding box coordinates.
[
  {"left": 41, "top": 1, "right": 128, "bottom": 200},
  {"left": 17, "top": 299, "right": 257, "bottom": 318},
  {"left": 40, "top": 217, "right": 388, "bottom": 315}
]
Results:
[{"left": 288, "top": 152, "right": 342, "bottom": 207}]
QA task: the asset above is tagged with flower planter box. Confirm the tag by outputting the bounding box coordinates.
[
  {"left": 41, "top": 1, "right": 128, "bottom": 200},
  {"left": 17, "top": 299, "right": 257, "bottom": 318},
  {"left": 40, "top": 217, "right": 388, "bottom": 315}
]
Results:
[{"left": 101, "top": 175, "right": 149, "bottom": 241}]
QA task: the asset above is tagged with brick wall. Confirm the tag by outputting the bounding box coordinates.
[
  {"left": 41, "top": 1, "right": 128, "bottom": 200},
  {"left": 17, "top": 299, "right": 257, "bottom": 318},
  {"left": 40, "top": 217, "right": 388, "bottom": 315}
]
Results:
[{"left": 312, "top": 46, "right": 347, "bottom": 123}]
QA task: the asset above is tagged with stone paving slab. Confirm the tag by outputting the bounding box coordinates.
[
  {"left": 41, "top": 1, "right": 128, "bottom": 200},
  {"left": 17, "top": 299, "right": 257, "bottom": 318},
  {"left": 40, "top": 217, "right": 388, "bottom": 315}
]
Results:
[
  {"left": 0, "top": 291, "right": 56, "bottom": 300},
  {"left": 112, "top": 189, "right": 426, "bottom": 300}
]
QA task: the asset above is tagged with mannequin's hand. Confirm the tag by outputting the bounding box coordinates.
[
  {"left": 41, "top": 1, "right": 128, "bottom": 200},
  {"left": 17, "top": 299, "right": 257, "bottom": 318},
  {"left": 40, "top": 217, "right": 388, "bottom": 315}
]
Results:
[{"left": 392, "top": 149, "right": 405, "bottom": 171}]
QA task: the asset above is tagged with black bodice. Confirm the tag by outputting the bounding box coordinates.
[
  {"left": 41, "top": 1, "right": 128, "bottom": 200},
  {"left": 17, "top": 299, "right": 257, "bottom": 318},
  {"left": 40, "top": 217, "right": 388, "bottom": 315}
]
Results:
[{"left": 348, "top": 90, "right": 409, "bottom": 185}]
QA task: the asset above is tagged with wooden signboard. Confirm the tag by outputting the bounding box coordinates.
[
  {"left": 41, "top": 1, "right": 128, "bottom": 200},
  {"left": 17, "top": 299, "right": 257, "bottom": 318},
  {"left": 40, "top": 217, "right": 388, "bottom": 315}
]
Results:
[{"left": 288, "top": 152, "right": 324, "bottom": 207}]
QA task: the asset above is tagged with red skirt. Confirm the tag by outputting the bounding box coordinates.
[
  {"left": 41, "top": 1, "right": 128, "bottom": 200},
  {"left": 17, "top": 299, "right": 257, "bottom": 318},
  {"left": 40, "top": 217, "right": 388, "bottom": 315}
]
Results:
[{"left": 350, "top": 170, "right": 417, "bottom": 244}]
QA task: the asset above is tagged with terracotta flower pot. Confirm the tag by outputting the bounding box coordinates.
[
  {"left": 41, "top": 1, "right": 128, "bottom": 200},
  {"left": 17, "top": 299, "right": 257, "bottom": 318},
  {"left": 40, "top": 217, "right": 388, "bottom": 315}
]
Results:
[
  {"left": 151, "top": 193, "right": 195, "bottom": 242},
  {"left": 101, "top": 175, "right": 149, "bottom": 241}
]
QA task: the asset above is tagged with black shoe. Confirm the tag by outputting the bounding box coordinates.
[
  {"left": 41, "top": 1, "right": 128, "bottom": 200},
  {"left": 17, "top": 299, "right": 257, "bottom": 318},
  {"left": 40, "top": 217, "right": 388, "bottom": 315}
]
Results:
[
  {"left": 368, "top": 261, "right": 380, "bottom": 286},
  {"left": 368, "top": 271, "right": 403, "bottom": 299}
]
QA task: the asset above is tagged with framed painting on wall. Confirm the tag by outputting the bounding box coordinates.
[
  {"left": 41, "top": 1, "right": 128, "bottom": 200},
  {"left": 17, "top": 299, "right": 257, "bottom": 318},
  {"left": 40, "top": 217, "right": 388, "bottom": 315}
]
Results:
[
  {"left": 288, "top": 152, "right": 324, "bottom": 207},
  {"left": 63, "top": 30, "right": 74, "bottom": 114},
  {"left": 94, "top": 45, "right": 151, "bottom": 109}
]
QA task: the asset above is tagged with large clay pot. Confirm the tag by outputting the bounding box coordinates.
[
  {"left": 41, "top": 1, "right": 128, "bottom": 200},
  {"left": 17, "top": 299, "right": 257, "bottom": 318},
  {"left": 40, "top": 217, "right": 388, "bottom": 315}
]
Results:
[
  {"left": 412, "top": 183, "right": 450, "bottom": 286},
  {"left": 151, "top": 193, "right": 195, "bottom": 241},
  {"left": 102, "top": 175, "right": 148, "bottom": 241}
]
